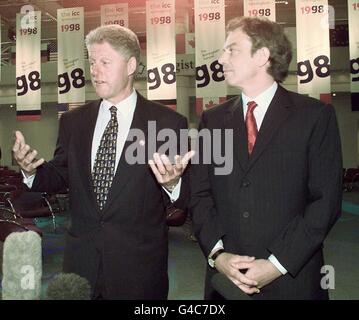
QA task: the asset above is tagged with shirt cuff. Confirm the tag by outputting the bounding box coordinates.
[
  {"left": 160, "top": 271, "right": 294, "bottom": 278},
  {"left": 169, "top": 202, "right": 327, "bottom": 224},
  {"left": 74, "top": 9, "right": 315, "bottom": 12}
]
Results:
[
  {"left": 268, "top": 254, "right": 288, "bottom": 275},
  {"left": 162, "top": 178, "right": 181, "bottom": 202},
  {"left": 22, "top": 170, "right": 35, "bottom": 188},
  {"left": 208, "top": 239, "right": 224, "bottom": 265}
]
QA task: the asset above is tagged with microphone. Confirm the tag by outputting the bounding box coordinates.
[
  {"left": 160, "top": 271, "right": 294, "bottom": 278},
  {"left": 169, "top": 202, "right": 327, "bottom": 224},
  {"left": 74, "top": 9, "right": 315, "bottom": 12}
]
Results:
[
  {"left": 1, "top": 231, "right": 42, "bottom": 300},
  {"left": 46, "top": 273, "right": 91, "bottom": 300}
]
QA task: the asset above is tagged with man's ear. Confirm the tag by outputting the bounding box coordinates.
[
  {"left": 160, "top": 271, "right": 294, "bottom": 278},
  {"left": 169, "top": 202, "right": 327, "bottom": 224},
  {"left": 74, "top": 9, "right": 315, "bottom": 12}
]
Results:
[
  {"left": 127, "top": 56, "right": 137, "bottom": 76},
  {"left": 256, "top": 47, "right": 271, "bottom": 68}
]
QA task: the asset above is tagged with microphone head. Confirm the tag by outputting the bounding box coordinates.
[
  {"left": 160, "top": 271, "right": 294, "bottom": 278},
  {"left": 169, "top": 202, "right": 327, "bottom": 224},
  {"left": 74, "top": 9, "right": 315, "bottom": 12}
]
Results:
[
  {"left": 2, "top": 231, "right": 42, "bottom": 300},
  {"left": 46, "top": 273, "right": 91, "bottom": 300}
]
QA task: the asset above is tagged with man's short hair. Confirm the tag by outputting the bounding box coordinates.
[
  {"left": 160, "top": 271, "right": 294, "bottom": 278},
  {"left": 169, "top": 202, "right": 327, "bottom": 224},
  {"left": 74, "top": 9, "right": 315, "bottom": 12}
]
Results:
[
  {"left": 226, "top": 17, "right": 292, "bottom": 82},
  {"left": 85, "top": 25, "right": 141, "bottom": 74}
]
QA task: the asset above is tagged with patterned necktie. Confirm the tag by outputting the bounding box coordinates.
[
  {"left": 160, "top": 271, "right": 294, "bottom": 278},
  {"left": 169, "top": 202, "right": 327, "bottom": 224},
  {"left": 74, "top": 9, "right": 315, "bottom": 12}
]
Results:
[
  {"left": 245, "top": 101, "right": 258, "bottom": 155},
  {"left": 92, "top": 105, "right": 118, "bottom": 210}
]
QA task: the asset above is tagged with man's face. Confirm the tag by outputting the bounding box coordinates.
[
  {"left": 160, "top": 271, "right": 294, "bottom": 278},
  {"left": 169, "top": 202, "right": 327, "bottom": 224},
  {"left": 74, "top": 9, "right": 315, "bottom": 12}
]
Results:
[
  {"left": 218, "top": 28, "right": 262, "bottom": 89},
  {"left": 89, "top": 41, "right": 135, "bottom": 104}
]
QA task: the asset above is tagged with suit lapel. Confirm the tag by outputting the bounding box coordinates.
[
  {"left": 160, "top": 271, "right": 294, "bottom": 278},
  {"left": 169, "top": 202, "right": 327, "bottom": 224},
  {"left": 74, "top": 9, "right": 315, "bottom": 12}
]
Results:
[
  {"left": 77, "top": 100, "right": 101, "bottom": 205},
  {"left": 246, "top": 85, "right": 292, "bottom": 171},
  {"left": 103, "top": 93, "right": 150, "bottom": 212},
  {"left": 224, "top": 96, "right": 249, "bottom": 172}
]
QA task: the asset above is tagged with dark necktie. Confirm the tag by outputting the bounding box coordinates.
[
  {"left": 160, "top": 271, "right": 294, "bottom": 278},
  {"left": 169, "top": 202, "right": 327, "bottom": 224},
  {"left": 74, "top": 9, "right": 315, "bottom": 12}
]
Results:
[
  {"left": 92, "top": 105, "right": 118, "bottom": 210},
  {"left": 245, "top": 101, "right": 258, "bottom": 155}
]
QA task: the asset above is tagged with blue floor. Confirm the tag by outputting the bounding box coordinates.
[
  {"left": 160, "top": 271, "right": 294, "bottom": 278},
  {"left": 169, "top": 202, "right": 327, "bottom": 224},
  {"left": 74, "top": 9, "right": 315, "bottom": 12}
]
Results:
[{"left": 342, "top": 201, "right": 359, "bottom": 216}]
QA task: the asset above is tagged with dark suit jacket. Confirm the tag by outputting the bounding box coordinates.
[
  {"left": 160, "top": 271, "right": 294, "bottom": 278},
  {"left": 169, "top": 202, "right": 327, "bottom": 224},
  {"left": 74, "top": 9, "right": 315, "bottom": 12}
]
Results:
[
  {"left": 30, "top": 92, "right": 189, "bottom": 299},
  {"left": 191, "top": 85, "right": 342, "bottom": 300}
]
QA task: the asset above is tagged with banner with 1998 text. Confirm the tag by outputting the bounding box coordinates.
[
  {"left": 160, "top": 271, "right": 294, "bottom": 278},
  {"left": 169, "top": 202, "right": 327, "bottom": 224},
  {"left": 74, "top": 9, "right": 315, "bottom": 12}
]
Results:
[
  {"left": 244, "top": 0, "right": 276, "bottom": 21},
  {"left": 296, "top": 0, "right": 331, "bottom": 103},
  {"left": 146, "top": 0, "right": 176, "bottom": 109},
  {"left": 101, "top": 3, "right": 129, "bottom": 27},
  {"left": 57, "top": 7, "right": 85, "bottom": 105},
  {"left": 348, "top": 0, "right": 359, "bottom": 111},
  {"left": 16, "top": 10, "right": 41, "bottom": 121},
  {"left": 195, "top": 0, "right": 226, "bottom": 115}
]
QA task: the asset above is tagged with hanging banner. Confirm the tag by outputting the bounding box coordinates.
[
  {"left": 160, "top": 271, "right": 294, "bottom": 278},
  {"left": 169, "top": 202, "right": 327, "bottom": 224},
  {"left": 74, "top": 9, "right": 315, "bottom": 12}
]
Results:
[
  {"left": 348, "top": 0, "right": 359, "bottom": 111},
  {"left": 244, "top": 0, "right": 276, "bottom": 21},
  {"left": 295, "top": 0, "right": 331, "bottom": 103},
  {"left": 16, "top": 10, "right": 41, "bottom": 121},
  {"left": 146, "top": 0, "right": 176, "bottom": 109},
  {"left": 185, "top": 33, "right": 195, "bottom": 54},
  {"left": 196, "top": 96, "right": 227, "bottom": 116},
  {"left": 195, "top": 0, "right": 226, "bottom": 115},
  {"left": 57, "top": 7, "right": 85, "bottom": 106},
  {"left": 101, "top": 3, "right": 129, "bottom": 27}
]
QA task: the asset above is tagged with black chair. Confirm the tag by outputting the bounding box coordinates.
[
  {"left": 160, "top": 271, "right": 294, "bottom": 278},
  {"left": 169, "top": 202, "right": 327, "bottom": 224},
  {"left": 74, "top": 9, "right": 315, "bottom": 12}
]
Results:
[
  {"left": 3, "top": 191, "right": 59, "bottom": 232},
  {"left": 0, "top": 207, "right": 43, "bottom": 242},
  {"left": 343, "top": 168, "right": 359, "bottom": 191}
]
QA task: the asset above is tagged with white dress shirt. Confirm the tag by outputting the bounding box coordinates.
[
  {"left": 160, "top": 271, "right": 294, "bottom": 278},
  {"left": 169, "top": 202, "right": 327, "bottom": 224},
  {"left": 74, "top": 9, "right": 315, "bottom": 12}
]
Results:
[
  {"left": 23, "top": 89, "right": 180, "bottom": 202},
  {"left": 210, "top": 82, "right": 288, "bottom": 275}
]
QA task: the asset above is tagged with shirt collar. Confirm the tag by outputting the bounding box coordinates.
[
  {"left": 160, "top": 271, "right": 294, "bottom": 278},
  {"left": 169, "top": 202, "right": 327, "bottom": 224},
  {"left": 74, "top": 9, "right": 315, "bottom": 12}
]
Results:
[
  {"left": 101, "top": 89, "right": 137, "bottom": 117},
  {"left": 242, "top": 82, "right": 278, "bottom": 110}
]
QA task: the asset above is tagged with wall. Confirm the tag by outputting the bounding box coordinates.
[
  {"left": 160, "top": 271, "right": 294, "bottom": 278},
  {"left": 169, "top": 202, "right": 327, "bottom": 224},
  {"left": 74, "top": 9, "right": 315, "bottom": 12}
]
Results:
[
  {"left": 332, "top": 93, "right": 359, "bottom": 168},
  {"left": 0, "top": 102, "right": 59, "bottom": 169}
]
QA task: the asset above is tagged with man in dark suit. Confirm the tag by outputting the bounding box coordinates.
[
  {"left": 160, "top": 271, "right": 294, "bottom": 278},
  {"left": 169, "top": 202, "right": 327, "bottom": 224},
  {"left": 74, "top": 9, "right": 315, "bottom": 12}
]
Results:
[
  {"left": 191, "top": 17, "right": 342, "bottom": 300},
  {"left": 12, "top": 25, "right": 193, "bottom": 299}
]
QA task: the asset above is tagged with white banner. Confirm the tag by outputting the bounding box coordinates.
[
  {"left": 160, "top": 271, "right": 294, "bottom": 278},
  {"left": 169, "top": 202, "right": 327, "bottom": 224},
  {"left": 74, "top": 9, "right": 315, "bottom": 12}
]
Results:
[
  {"left": 16, "top": 10, "right": 41, "bottom": 121},
  {"left": 146, "top": 0, "right": 176, "bottom": 108},
  {"left": 101, "top": 3, "right": 129, "bottom": 27},
  {"left": 57, "top": 7, "right": 85, "bottom": 105},
  {"left": 348, "top": 0, "right": 359, "bottom": 110},
  {"left": 244, "top": 0, "right": 276, "bottom": 21},
  {"left": 295, "top": 0, "right": 331, "bottom": 103},
  {"left": 195, "top": 0, "right": 226, "bottom": 114}
]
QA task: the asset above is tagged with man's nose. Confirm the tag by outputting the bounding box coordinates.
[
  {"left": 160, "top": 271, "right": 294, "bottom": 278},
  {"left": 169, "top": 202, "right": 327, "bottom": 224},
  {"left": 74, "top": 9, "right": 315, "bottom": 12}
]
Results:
[
  {"left": 218, "top": 51, "right": 227, "bottom": 65},
  {"left": 91, "top": 65, "right": 99, "bottom": 77}
]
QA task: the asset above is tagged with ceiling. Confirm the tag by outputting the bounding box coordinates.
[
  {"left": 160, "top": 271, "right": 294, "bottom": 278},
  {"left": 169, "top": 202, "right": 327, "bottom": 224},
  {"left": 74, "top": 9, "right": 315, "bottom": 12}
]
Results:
[{"left": 0, "top": 0, "right": 350, "bottom": 44}]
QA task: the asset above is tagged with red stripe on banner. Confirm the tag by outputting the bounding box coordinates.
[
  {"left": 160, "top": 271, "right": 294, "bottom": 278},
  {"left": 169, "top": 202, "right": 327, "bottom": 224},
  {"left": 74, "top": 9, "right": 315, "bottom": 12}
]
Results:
[
  {"left": 16, "top": 115, "right": 41, "bottom": 121},
  {"left": 153, "top": 100, "right": 176, "bottom": 111},
  {"left": 196, "top": 98, "right": 203, "bottom": 116},
  {"left": 204, "top": 99, "right": 216, "bottom": 109},
  {"left": 320, "top": 93, "right": 332, "bottom": 104},
  {"left": 176, "top": 34, "right": 185, "bottom": 54},
  {"left": 219, "top": 96, "right": 227, "bottom": 104},
  {"left": 167, "top": 104, "right": 176, "bottom": 111}
]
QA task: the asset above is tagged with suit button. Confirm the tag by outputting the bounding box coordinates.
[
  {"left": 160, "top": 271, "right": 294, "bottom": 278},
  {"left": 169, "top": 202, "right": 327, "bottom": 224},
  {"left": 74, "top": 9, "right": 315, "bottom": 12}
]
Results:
[
  {"left": 243, "top": 212, "right": 250, "bottom": 218},
  {"left": 242, "top": 180, "right": 250, "bottom": 187}
]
